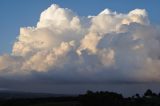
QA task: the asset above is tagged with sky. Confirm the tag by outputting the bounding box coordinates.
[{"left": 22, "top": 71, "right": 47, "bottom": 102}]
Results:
[{"left": 0, "top": 0, "right": 160, "bottom": 95}]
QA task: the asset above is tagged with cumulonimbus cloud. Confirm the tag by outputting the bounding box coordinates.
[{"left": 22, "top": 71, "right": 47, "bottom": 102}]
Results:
[{"left": 0, "top": 4, "right": 160, "bottom": 83}]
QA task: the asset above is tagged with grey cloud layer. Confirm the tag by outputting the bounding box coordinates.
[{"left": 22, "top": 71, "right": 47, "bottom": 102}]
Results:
[{"left": 0, "top": 4, "right": 160, "bottom": 83}]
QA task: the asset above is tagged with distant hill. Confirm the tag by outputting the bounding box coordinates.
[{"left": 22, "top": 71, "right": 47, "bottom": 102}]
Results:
[{"left": 0, "top": 90, "right": 68, "bottom": 99}]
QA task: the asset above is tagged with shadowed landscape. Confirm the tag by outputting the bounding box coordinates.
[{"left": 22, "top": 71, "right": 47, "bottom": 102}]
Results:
[{"left": 0, "top": 89, "right": 160, "bottom": 106}]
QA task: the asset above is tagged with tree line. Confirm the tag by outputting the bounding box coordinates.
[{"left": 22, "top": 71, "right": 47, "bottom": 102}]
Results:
[{"left": 0, "top": 89, "right": 160, "bottom": 106}]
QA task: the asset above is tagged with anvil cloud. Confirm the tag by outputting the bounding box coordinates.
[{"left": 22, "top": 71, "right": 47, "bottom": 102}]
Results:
[{"left": 0, "top": 4, "right": 160, "bottom": 83}]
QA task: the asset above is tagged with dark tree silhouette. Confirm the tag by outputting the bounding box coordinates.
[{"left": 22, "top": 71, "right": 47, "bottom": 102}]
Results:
[
  {"left": 144, "top": 89, "right": 157, "bottom": 97},
  {"left": 135, "top": 93, "right": 140, "bottom": 98},
  {"left": 144, "top": 89, "right": 153, "bottom": 97}
]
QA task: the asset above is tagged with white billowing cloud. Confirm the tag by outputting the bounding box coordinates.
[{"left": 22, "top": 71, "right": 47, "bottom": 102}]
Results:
[
  {"left": 0, "top": 4, "right": 160, "bottom": 83},
  {"left": 21, "top": 41, "right": 74, "bottom": 72},
  {"left": 37, "top": 4, "right": 81, "bottom": 32},
  {"left": 127, "top": 9, "right": 149, "bottom": 25},
  {"left": 98, "top": 48, "right": 115, "bottom": 67},
  {"left": 12, "top": 4, "right": 83, "bottom": 57},
  {"left": 77, "top": 32, "right": 102, "bottom": 55}
]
